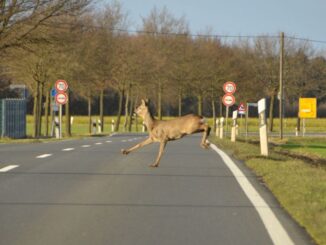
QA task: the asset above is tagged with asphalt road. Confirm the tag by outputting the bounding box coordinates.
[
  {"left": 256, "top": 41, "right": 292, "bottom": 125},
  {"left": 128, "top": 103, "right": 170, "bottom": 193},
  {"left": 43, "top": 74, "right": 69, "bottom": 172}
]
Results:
[{"left": 0, "top": 134, "right": 313, "bottom": 245}]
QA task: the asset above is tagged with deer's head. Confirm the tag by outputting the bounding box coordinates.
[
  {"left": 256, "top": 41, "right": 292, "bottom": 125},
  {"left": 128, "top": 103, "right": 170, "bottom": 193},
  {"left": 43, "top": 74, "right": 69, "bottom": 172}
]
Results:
[{"left": 135, "top": 99, "right": 150, "bottom": 119}]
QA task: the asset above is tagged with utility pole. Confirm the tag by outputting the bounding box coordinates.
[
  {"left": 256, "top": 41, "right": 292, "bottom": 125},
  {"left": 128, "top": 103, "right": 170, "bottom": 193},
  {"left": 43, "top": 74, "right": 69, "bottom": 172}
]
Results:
[{"left": 279, "top": 32, "right": 284, "bottom": 139}]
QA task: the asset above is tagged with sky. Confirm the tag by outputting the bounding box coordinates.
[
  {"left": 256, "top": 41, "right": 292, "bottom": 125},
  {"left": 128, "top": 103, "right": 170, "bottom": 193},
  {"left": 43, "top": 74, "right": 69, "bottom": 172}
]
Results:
[{"left": 100, "top": 0, "right": 326, "bottom": 50}]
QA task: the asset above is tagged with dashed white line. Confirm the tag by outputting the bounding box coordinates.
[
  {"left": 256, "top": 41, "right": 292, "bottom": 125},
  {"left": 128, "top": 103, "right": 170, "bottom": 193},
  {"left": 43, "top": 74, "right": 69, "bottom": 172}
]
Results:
[
  {"left": 106, "top": 141, "right": 112, "bottom": 143},
  {"left": 62, "top": 148, "right": 75, "bottom": 151},
  {"left": 95, "top": 142, "right": 103, "bottom": 145},
  {"left": 0, "top": 165, "right": 19, "bottom": 172},
  {"left": 81, "top": 145, "right": 91, "bottom": 148},
  {"left": 36, "top": 154, "right": 52, "bottom": 159}
]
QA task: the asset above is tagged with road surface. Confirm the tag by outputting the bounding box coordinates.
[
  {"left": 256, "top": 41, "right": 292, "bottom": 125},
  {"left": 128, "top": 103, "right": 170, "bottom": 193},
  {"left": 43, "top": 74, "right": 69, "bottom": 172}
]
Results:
[{"left": 0, "top": 134, "right": 313, "bottom": 245}]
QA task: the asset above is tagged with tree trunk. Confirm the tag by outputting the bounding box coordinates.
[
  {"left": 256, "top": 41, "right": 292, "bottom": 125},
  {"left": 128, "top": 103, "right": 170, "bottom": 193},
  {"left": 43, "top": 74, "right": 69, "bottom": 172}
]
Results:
[
  {"left": 65, "top": 90, "right": 71, "bottom": 137},
  {"left": 123, "top": 83, "right": 130, "bottom": 131},
  {"left": 33, "top": 89, "right": 39, "bottom": 138},
  {"left": 178, "top": 89, "right": 182, "bottom": 117},
  {"left": 268, "top": 93, "right": 275, "bottom": 132},
  {"left": 219, "top": 97, "right": 223, "bottom": 117},
  {"left": 128, "top": 97, "right": 134, "bottom": 132},
  {"left": 114, "top": 89, "right": 124, "bottom": 132},
  {"left": 88, "top": 94, "right": 92, "bottom": 134},
  {"left": 212, "top": 97, "right": 216, "bottom": 132},
  {"left": 45, "top": 88, "right": 50, "bottom": 137},
  {"left": 99, "top": 88, "right": 104, "bottom": 133},
  {"left": 37, "top": 82, "right": 44, "bottom": 137},
  {"left": 197, "top": 94, "right": 203, "bottom": 115},
  {"left": 296, "top": 117, "right": 301, "bottom": 132},
  {"left": 157, "top": 81, "right": 162, "bottom": 120}
]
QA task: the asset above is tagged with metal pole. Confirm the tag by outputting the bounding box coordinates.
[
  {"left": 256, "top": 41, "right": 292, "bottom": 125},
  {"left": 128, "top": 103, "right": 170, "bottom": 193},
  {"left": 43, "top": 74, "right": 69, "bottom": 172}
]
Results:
[
  {"left": 279, "top": 32, "right": 284, "bottom": 139},
  {"left": 245, "top": 104, "right": 249, "bottom": 139},
  {"left": 225, "top": 106, "right": 229, "bottom": 134},
  {"left": 59, "top": 104, "right": 62, "bottom": 139}
]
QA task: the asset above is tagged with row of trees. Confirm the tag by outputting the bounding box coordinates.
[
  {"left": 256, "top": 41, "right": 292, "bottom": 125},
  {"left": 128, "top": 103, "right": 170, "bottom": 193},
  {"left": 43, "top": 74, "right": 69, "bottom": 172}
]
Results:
[{"left": 1, "top": 1, "right": 325, "bottom": 137}]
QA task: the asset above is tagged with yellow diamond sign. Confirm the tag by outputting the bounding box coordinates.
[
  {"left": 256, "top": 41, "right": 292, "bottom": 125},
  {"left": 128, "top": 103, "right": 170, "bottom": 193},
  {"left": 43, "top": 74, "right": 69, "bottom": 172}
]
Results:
[{"left": 299, "top": 98, "right": 317, "bottom": 118}]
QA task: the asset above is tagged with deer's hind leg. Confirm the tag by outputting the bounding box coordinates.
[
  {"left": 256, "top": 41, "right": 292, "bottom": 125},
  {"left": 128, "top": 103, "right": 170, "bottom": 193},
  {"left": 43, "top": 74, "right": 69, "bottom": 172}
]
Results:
[{"left": 200, "top": 124, "right": 211, "bottom": 149}]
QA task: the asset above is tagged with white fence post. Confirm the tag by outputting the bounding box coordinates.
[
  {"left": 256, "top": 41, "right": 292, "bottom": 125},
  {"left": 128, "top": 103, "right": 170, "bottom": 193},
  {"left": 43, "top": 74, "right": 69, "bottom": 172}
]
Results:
[
  {"left": 231, "top": 110, "right": 238, "bottom": 142},
  {"left": 258, "top": 98, "right": 269, "bottom": 156},
  {"left": 215, "top": 119, "right": 220, "bottom": 137},
  {"left": 219, "top": 117, "right": 224, "bottom": 139}
]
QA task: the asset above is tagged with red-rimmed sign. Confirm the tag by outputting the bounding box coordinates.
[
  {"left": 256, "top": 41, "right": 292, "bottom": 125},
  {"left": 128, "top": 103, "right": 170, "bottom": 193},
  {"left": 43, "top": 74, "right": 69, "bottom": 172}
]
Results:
[
  {"left": 55, "top": 80, "right": 68, "bottom": 92},
  {"left": 55, "top": 92, "right": 68, "bottom": 105},
  {"left": 222, "top": 94, "right": 235, "bottom": 107},
  {"left": 223, "top": 81, "right": 236, "bottom": 94},
  {"left": 238, "top": 102, "right": 246, "bottom": 114}
]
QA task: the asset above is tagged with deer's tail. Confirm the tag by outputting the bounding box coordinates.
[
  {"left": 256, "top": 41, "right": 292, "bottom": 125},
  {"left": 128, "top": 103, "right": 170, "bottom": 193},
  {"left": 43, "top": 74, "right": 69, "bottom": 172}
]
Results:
[{"left": 199, "top": 116, "right": 207, "bottom": 124}]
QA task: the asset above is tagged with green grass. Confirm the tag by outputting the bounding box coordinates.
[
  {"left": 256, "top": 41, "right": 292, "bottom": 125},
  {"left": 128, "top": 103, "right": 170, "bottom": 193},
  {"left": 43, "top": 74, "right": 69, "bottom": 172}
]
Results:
[
  {"left": 273, "top": 137, "right": 326, "bottom": 159},
  {"left": 210, "top": 136, "right": 326, "bottom": 245}
]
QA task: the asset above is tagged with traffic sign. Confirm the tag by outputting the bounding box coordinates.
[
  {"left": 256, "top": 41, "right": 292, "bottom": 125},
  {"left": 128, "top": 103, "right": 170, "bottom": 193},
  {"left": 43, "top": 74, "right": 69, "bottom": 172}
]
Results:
[
  {"left": 238, "top": 102, "right": 246, "bottom": 115},
  {"left": 51, "top": 88, "right": 57, "bottom": 97},
  {"left": 55, "top": 80, "right": 68, "bottom": 92},
  {"left": 222, "top": 94, "right": 235, "bottom": 107},
  {"left": 299, "top": 98, "right": 317, "bottom": 118},
  {"left": 223, "top": 81, "right": 236, "bottom": 94},
  {"left": 55, "top": 92, "right": 68, "bottom": 105}
]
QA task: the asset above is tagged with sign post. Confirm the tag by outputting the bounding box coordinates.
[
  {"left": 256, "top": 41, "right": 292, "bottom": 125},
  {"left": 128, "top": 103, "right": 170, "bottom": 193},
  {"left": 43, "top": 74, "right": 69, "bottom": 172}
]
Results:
[
  {"left": 245, "top": 102, "right": 258, "bottom": 140},
  {"left": 258, "top": 98, "right": 268, "bottom": 156},
  {"left": 299, "top": 98, "right": 317, "bottom": 137},
  {"left": 238, "top": 102, "right": 246, "bottom": 134},
  {"left": 54, "top": 80, "right": 68, "bottom": 139},
  {"left": 222, "top": 81, "right": 236, "bottom": 136},
  {"left": 222, "top": 94, "right": 235, "bottom": 134}
]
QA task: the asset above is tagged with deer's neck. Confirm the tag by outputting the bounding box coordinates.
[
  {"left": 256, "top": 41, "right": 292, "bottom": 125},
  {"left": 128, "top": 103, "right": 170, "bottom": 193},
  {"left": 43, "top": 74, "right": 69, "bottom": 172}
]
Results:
[{"left": 143, "top": 112, "right": 155, "bottom": 131}]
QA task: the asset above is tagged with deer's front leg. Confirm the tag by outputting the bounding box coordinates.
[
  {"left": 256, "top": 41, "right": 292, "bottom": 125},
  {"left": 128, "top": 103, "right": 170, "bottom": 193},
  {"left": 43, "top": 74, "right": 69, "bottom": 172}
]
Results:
[
  {"left": 121, "top": 137, "right": 153, "bottom": 155},
  {"left": 150, "top": 140, "right": 167, "bottom": 168}
]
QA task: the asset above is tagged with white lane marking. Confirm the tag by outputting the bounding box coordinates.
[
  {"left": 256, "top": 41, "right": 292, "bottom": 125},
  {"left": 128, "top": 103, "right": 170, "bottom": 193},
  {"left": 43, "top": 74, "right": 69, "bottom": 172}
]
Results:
[
  {"left": 95, "top": 142, "right": 103, "bottom": 145},
  {"left": 62, "top": 148, "right": 75, "bottom": 151},
  {"left": 0, "top": 165, "right": 19, "bottom": 172},
  {"left": 82, "top": 145, "right": 91, "bottom": 148},
  {"left": 106, "top": 141, "right": 112, "bottom": 143},
  {"left": 36, "top": 154, "right": 52, "bottom": 159},
  {"left": 210, "top": 144, "right": 294, "bottom": 245}
]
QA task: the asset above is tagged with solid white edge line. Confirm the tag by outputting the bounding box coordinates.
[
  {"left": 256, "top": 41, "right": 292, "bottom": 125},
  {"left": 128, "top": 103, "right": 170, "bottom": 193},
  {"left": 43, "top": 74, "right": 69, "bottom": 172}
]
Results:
[
  {"left": 210, "top": 143, "right": 294, "bottom": 245},
  {"left": 0, "top": 165, "right": 19, "bottom": 172},
  {"left": 36, "top": 154, "right": 52, "bottom": 159}
]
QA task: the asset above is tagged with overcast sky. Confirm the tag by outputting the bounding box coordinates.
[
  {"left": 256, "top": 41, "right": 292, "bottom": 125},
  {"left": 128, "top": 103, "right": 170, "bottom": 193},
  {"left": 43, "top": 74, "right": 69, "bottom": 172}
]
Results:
[{"left": 100, "top": 0, "right": 326, "bottom": 50}]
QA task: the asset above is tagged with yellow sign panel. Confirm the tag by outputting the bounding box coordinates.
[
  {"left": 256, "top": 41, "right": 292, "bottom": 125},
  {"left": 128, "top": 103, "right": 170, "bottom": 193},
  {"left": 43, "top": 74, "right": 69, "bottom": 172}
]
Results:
[{"left": 299, "top": 98, "right": 317, "bottom": 118}]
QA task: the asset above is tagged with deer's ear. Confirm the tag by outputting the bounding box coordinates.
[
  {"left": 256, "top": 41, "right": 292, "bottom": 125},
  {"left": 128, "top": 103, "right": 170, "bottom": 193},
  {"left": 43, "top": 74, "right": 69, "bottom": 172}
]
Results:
[{"left": 141, "top": 99, "right": 146, "bottom": 106}]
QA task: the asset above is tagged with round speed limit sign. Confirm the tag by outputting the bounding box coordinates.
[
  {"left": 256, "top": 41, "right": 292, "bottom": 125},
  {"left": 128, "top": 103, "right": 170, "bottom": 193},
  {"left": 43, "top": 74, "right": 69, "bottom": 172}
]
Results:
[
  {"left": 55, "top": 80, "right": 68, "bottom": 92},
  {"left": 223, "top": 81, "right": 236, "bottom": 94}
]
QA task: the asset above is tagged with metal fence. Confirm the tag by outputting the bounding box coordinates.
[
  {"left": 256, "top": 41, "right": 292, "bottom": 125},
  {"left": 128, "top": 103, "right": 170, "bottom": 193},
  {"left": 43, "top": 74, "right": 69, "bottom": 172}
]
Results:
[{"left": 0, "top": 99, "right": 26, "bottom": 138}]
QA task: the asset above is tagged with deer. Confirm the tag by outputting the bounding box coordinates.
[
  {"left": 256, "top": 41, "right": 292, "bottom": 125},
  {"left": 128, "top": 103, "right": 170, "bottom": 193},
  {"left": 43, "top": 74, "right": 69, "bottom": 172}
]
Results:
[{"left": 121, "top": 99, "right": 211, "bottom": 167}]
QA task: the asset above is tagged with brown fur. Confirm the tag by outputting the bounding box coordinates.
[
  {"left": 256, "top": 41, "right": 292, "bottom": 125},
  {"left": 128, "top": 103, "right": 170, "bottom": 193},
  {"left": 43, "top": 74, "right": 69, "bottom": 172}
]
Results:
[{"left": 121, "top": 99, "right": 211, "bottom": 167}]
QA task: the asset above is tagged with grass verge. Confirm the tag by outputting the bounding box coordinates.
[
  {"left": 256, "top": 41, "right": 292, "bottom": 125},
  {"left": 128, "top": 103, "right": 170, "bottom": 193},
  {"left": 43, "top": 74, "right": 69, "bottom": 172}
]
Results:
[{"left": 210, "top": 136, "right": 326, "bottom": 245}]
